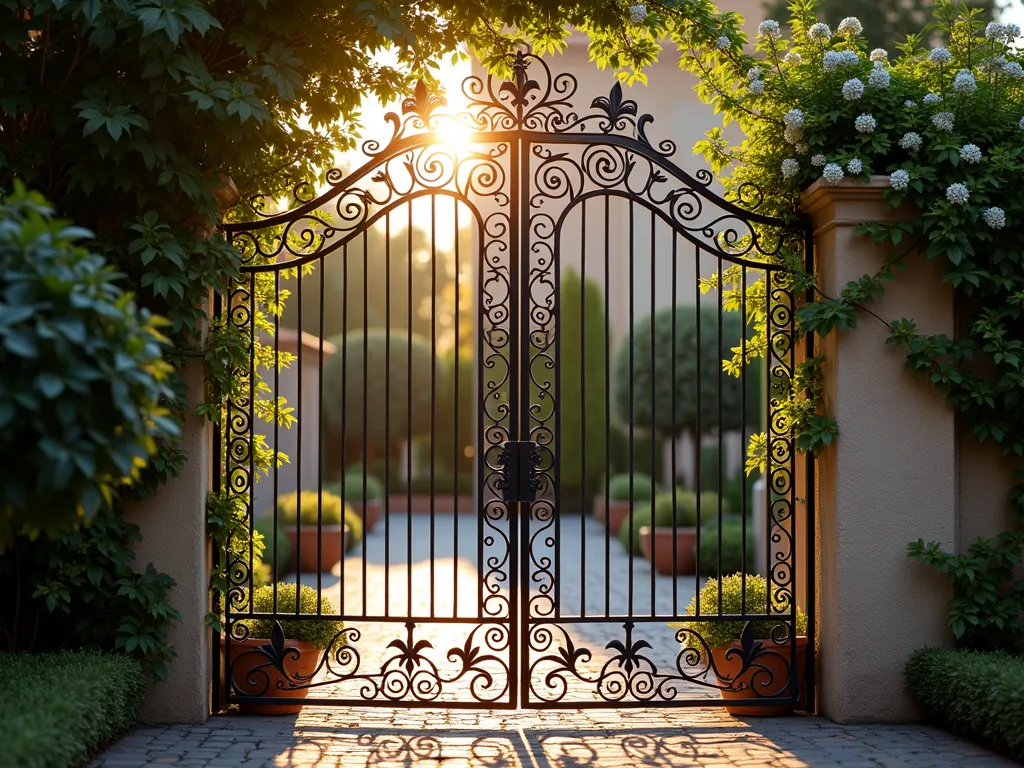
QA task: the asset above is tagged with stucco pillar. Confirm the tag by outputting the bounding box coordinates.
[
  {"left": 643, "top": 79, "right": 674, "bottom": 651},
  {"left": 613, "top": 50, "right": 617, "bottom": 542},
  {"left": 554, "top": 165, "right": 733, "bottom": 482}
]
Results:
[
  {"left": 126, "top": 358, "right": 210, "bottom": 723},
  {"left": 801, "top": 177, "right": 955, "bottom": 723}
]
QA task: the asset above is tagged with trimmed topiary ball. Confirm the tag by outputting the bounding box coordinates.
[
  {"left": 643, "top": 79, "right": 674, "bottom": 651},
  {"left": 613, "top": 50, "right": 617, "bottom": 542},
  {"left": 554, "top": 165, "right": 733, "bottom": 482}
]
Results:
[
  {"left": 276, "top": 490, "right": 346, "bottom": 526},
  {"left": 618, "top": 488, "right": 704, "bottom": 554},
  {"left": 696, "top": 519, "right": 754, "bottom": 575},
  {"left": 607, "top": 472, "right": 656, "bottom": 501},
  {"left": 344, "top": 506, "right": 363, "bottom": 552},
  {"left": 238, "top": 583, "right": 344, "bottom": 649}
]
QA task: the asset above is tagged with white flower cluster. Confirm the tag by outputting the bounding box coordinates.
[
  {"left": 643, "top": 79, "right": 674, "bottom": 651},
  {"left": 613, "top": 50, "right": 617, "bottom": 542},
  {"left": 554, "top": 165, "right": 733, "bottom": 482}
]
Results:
[
  {"left": 811, "top": 153, "right": 827, "bottom": 167},
  {"left": 748, "top": 66, "right": 763, "bottom": 81},
  {"left": 784, "top": 108, "right": 805, "bottom": 128},
  {"left": 870, "top": 48, "right": 888, "bottom": 63},
  {"left": 847, "top": 158, "right": 863, "bottom": 174},
  {"left": 923, "top": 93, "right": 942, "bottom": 105},
  {"left": 716, "top": 35, "right": 731, "bottom": 50},
  {"left": 983, "top": 56, "right": 1007, "bottom": 74},
  {"left": 758, "top": 19, "right": 782, "bottom": 39},
  {"left": 905, "top": 100, "right": 918, "bottom": 108},
  {"left": 842, "top": 78, "right": 865, "bottom": 100},
  {"left": 784, "top": 51, "right": 803, "bottom": 65},
  {"left": 983, "top": 206, "right": 1006, "bottom": 229},
  {"left": 954, "top": 69, "right": 977, "bottom": 94},
  {"left": 946, "top": 183, "right": 970, "bottom": 205},
  {"left": 629, "top": 4, "right": 647, "bottom": 23},
  {"left": 824, "top": 50, "right": 859, "bottom": 71},
  {"left": 899, "top": 131, "right": 923, "bottom": 151},
  {"left": 889, "top": 170, "right": 910, "bottom": 191},
  {"left": 854, "top": 113, "right": 877, "bottom": 133},
  {"left": 932, "top": 111, "right": 955, "bottom": 132},
  {"left": 837, "top": 17, "right": 863, "bottom": 36},
  {"left": 929, "top": 47, "right": 952, "bottom": 65},
  {"left": 985, "top": 22, "right": 1021, "bottom": 42},
  {"left": 808, "top": 22, "right": 831, "bottom": 42},
  {"left": 749, "top": 80, "right": 766, "bottom": 96},
  {"left": 795, "top": 142, "right": 809, "bottom": 154},
  {"left": 781, "top": 158, "right": 800, "bottom": 178},
  {"left": 1019, "top": 115, "right": 1024, "bottom": 130},
  {"left": 960, "top": 143, "right": 983, "bottom": 163},
  {"left": 784, "top": 126, "right": 804, "bottom": 144},
  {"left": 869, "top": 66, "right": 891, "bottom": 89},
  {"left": 1004, "top": 61, "right": 1024, "bottom": 78},
  {"left": 822, "top": 163, "right": 844, "bottom": 184}
]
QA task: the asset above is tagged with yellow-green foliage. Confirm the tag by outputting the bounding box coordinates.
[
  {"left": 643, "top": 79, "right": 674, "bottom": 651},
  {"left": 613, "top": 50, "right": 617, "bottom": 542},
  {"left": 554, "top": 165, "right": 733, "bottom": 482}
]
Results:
[
  {"left": 344, "top": 506, "right": 363, "bottom": 552},
  {"left": 276, "top": 490, "right": 345, "bottom": 526},
  {"left": 237, "top": 583, "right": 343, "bottom": 650},
  {"left": 672, "top": 573, "right": 807, "bottom": 650}
]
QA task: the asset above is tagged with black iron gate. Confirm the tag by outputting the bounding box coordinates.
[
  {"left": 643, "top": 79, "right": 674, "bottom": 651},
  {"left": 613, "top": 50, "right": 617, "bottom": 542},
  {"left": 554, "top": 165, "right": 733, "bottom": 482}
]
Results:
[{"left": 215, "top": 52, "right": 813, "bottom": 711}]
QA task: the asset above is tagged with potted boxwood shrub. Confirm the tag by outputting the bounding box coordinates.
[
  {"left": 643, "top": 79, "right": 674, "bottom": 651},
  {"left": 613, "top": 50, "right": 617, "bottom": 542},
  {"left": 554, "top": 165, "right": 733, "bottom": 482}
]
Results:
[
  {"left": 636, "top": 490, "right": 700, "bottom": 574},
  {"left": 593, "top": 473, "right": 655, "bottom": 534},
  {"left": 228, "top": 583, "right": 344, "bottom": 714},
  {"left": 697, "top": 517, "right": 755, "bottom": 576},
  {"left": 277, "top": 490, "right": 350, "bottom": 573},
  {"left": 672, "top": 573, "right": 808, "bottom": 716},
  {"left": 325, "top": 471, "right": 384, "bottom": 533}
]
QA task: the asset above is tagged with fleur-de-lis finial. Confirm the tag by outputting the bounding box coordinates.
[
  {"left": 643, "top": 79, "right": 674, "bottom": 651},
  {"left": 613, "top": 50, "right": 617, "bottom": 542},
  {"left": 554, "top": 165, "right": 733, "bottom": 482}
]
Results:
[{"left": 401, "top": 80, "right": 447, "bottom": 122}]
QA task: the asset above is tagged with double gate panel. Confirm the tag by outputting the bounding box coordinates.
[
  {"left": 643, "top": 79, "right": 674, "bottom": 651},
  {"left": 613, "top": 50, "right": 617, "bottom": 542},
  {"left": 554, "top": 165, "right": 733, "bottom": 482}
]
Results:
[{"left": 215, "top": 52, "right": 813, "bottom": 711}]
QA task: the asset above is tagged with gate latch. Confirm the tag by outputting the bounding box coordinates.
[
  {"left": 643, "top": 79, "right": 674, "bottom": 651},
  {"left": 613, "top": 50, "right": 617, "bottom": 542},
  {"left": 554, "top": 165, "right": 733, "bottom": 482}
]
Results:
[{"left": 498, "top": 441, "right": 541, "bottom": 502}]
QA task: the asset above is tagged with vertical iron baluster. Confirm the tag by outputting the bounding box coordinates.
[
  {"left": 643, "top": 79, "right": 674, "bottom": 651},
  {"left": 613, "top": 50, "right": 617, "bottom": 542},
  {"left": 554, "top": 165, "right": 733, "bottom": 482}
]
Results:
[
  {"left": 340, "top": 245, "right": 348, "bottom": 618},
  {"left": 627, "top": 198, "right": 634, "bottom": 618},
  {"left": 430, "top": 194, "right": 437, "bottom": 619},
  {"left": 296, "top": 262, "right": 303, "bottom": 614},
  {"left": 212, "top": 287, "right": 224, "bottom": 711},
  {"left": 649, "top": 208, "right": 656, "bottom": 619},
  {"left": 579, "top": 198, "right": 586, "bottom": 619},
  {"left": 362, "top": 231, "right": 369, "bottom": 615},
  {"left": 385, "top": 212, "right": 391, "bottom": 618},
  {"left": 318, "top": 257, "right": 326, "bottom": 609},
  {"left": 407, "top": 203, "right": 414, "bottom": 618},
  {"left": 717, "top": 257, "right": 724, "bottom": 616},
  {"left": 604, "top": 194, "right": 611, "bottom": 619},
  {"left": 553, "top": 220, "right": 561, "bottom": 621},
  {"left": 671, "top": 233, "right": 678, "bottom": 613},
  {"left": 694, "top": 245, "right": 701, "bottom": 620},
  {"left": 765, "top": 266, "right": 773, "bottom": 619},
  {"left": 741, "top": 264, "right": 748, "bottom": 616},
  {"left": 453, "top": 199, "right": 460, "bottom": 618},
  {"left": 273, "top": 271, "right": 281, "bottom": 615}
]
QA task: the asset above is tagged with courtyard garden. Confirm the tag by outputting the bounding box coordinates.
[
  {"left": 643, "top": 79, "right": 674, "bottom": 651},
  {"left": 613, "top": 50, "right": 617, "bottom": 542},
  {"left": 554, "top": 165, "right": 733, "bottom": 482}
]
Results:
[{"left": 1, "top": 0, "right": 1023, "bottom": 764}]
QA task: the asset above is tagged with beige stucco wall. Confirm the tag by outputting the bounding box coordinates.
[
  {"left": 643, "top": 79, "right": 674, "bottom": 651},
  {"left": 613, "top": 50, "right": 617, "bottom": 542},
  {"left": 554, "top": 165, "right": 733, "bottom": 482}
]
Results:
[
  {"left": 125, "top": 358, "right": 210, "bottom": 724},
  {"left": 803, "top": 177, "right": 957, "bottom": 723}
]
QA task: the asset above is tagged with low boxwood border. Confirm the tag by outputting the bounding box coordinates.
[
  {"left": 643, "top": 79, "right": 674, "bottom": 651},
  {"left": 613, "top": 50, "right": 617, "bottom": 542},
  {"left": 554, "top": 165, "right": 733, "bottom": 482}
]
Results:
[
  {"left": 906, "top": 647, "right": 1024, "bottom": 762},
  {"left": 0, "top": 651, "right": 146, "bottom": 768}
]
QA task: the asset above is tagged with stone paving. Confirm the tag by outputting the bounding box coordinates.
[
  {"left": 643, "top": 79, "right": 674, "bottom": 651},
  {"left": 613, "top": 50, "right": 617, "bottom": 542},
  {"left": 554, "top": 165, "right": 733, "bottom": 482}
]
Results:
[
  {"left": 92, "top": 706, "right": 1013, "bottom": 767},
  {"left": 93, "top": 510, "right": 1011, "bottom": 766}
]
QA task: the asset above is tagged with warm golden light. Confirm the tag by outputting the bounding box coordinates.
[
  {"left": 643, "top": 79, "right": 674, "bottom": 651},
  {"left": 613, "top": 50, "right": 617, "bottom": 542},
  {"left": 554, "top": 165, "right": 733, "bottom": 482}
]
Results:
[{"left": 434, "top": 118, "right": 474, "bottom": 146}]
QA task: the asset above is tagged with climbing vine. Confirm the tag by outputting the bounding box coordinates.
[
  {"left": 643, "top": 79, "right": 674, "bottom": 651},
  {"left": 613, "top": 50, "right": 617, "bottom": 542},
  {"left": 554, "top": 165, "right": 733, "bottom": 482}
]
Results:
[{"left": 683, "top": 0, "right": 1024, "bottom": 650}]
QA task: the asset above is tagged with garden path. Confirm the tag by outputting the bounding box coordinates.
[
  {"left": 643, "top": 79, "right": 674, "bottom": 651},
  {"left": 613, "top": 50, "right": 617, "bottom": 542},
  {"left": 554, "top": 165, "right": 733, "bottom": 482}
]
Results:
[{"left": 93, "top": 511, "right": 1014, "bottom": 767}]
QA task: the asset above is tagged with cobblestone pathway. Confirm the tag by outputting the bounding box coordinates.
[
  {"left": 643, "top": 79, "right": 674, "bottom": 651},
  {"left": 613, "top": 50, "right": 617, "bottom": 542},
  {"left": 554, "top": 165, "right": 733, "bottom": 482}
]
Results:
[
  {"left": 94, "top": 511, "right": 1011, "bottom": 766},
  {"left": 93, "top": 706, "right": 1013, "bottom": 767}
]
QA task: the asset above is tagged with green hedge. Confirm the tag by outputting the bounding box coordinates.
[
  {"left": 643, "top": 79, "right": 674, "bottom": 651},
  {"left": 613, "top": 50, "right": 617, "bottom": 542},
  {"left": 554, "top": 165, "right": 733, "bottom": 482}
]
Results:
[
  {"left": 0, "top": 651, "right": 145, "bottom": 768},
  {"left": 906, "top": 647, "right": 1024, "bottom": 762}
]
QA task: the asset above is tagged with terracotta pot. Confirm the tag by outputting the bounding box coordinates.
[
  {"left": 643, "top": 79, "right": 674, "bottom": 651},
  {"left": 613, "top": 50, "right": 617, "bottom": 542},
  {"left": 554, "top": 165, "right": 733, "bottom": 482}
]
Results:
[
  {"left": 350, "top": 499, "right": 382, "bottom": 532},
  {"left": 228, "top": 637, "right": 321, "bottom": 714},
  {"left": 283, "top": 525, "right": 345, "bottom": 573},
  {"left": 592, "top": 496, "right": 632, "bottom": 535},
  {"left": 710, "top": 636, "right": 809, "bottom": 716},
  {"left": 639, "top": 526, "right": 698, "bottom": 575}
]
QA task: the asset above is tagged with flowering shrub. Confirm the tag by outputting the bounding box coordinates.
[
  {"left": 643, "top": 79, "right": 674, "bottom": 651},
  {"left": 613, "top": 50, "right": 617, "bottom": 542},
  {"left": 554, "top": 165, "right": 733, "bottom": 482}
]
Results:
[{"left": 689, "top": 0, "right": 1024, "bottom": 649}]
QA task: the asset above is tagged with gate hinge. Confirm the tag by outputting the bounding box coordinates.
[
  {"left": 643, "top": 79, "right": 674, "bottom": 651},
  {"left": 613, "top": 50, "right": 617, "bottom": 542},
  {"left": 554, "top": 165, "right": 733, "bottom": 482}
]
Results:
[{"left": 498, "top": 441, "right": 541, "bottom": 502}]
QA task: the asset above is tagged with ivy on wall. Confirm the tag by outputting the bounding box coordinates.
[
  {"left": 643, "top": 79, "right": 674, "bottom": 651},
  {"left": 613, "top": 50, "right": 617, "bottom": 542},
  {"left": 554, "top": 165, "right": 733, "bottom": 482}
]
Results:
[{"left": 681, "top": 0, "right": 1024, "bottom": 650}]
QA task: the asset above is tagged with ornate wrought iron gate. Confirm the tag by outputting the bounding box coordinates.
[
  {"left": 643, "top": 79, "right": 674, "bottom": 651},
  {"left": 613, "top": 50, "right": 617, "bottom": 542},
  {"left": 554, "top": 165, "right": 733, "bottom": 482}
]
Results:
[{"left": 214, "top": 52, "right": 813, "bottom": 711}]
